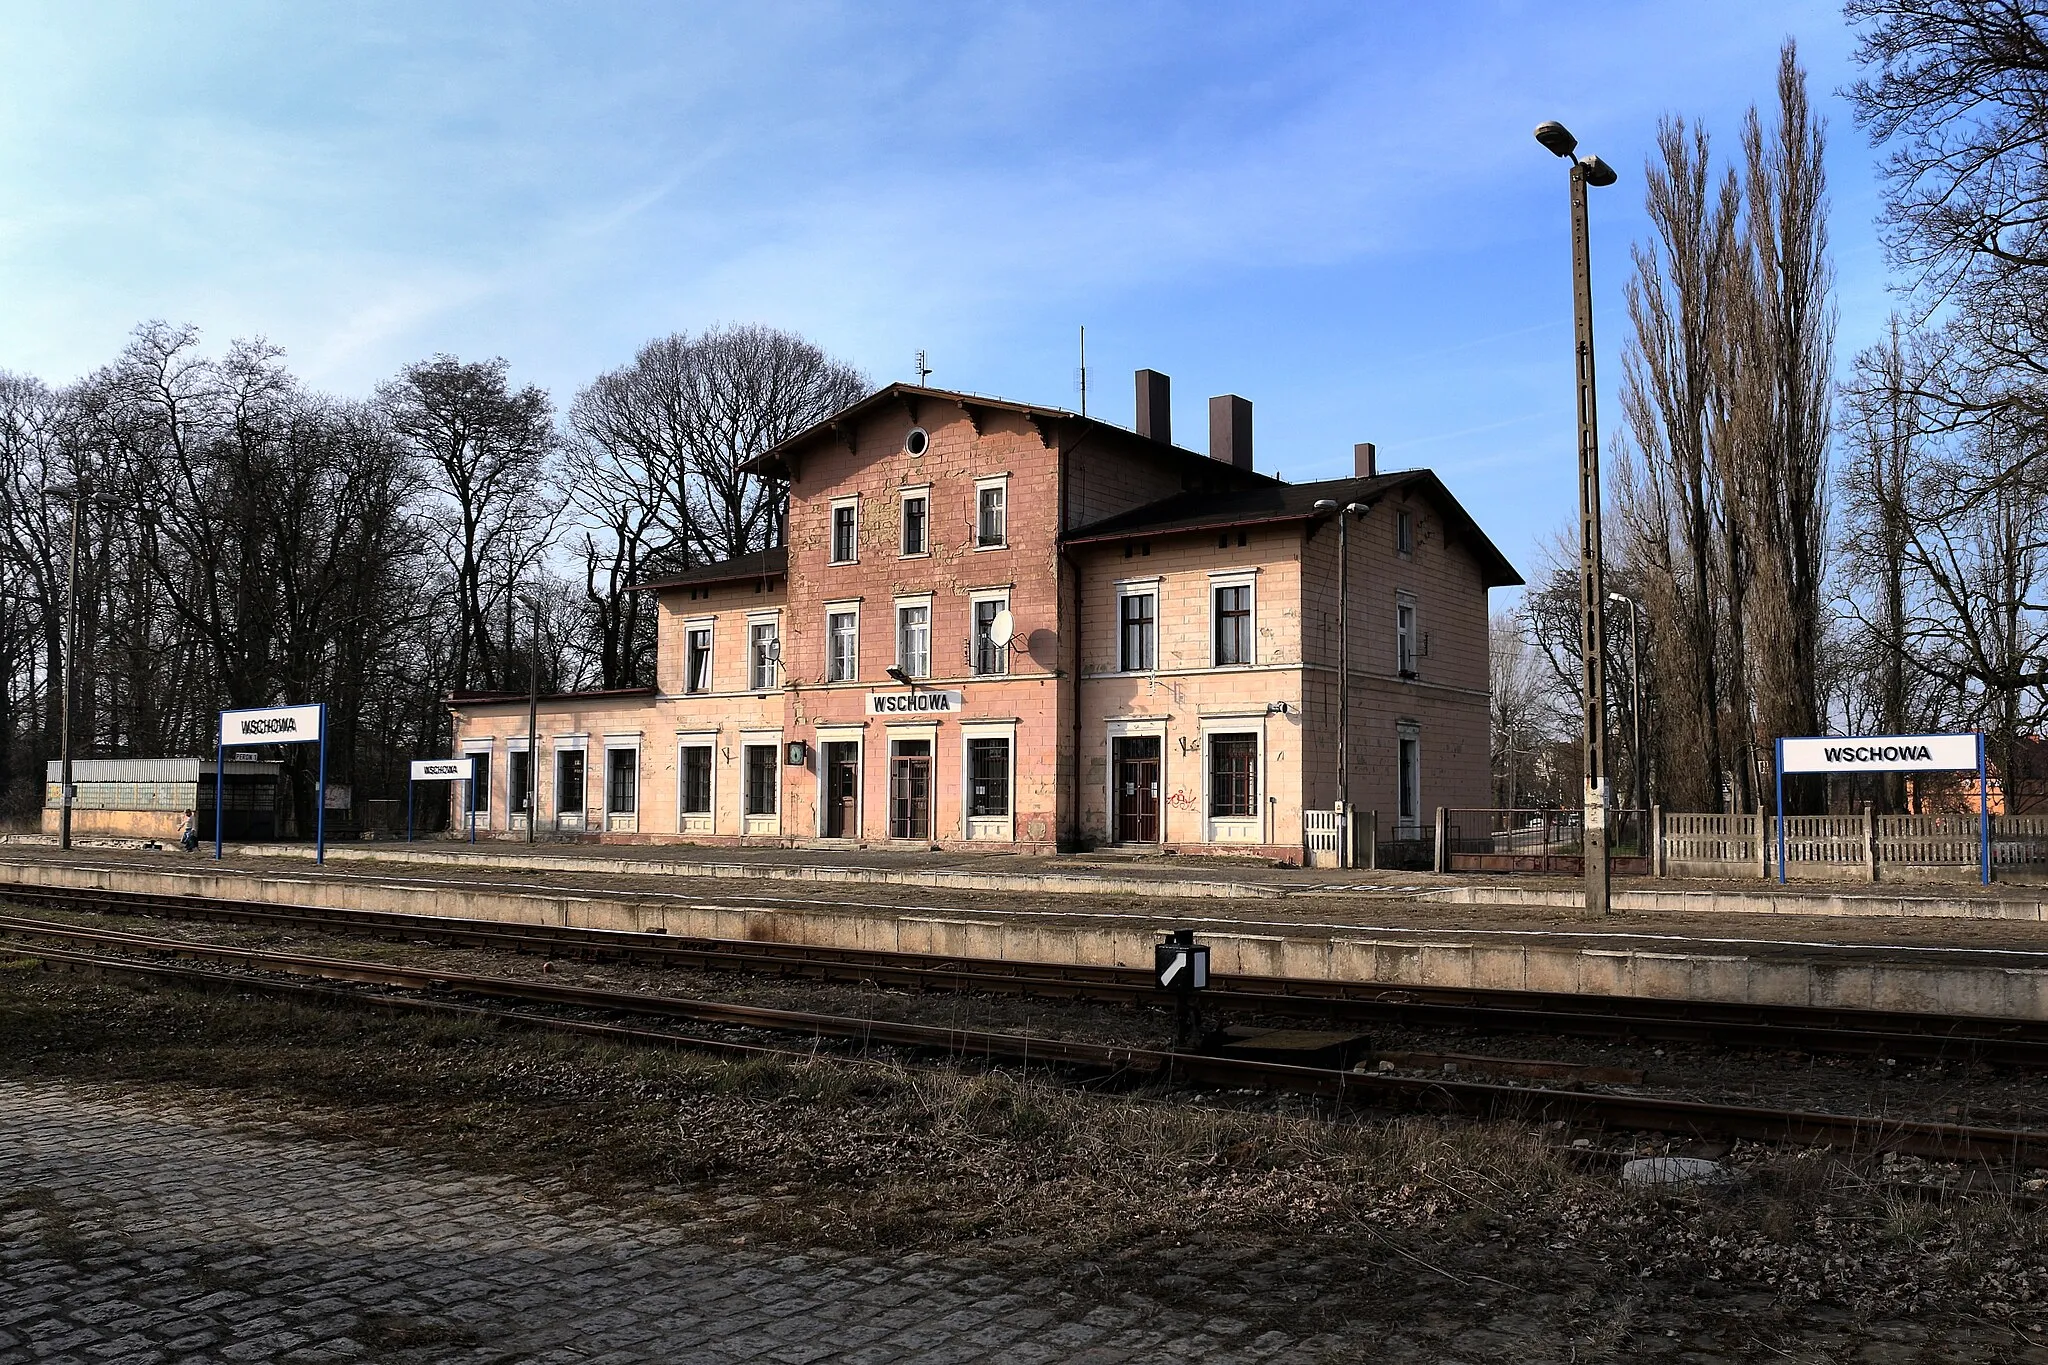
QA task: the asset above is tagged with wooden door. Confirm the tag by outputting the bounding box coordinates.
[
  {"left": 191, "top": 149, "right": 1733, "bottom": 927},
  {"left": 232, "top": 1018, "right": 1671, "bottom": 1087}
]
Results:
[
  {"left": 824, "top": 742, "right": 859, "bottom": 838},
  {"left": 1114, "top": 737, "right": 1161, "bottom": 843}
]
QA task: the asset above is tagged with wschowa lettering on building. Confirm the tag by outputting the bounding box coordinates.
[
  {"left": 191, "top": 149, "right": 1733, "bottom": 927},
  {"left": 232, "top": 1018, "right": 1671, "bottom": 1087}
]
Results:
[{"left": 447, "top": 372, "right": 1520, "bottom": 860}]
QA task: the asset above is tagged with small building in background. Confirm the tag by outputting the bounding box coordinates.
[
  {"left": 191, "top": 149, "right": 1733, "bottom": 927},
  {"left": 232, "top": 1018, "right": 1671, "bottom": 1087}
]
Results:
[{"left": 43, "top": 757, "right": 284, "bottom": 842}]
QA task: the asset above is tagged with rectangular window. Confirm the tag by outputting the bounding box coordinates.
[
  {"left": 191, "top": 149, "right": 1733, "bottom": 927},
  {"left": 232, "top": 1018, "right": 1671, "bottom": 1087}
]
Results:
[
  {"left": 1397, "top": 600, "right": 1417, "bottom": 676},
  {"left": 1119, "top": 592, "right": 1156, "bottom": 672},
  {"left": 901, "top": 493, "right": 928, "bottom": 556},
  {"left": 972, "top": 597, "right": 1008, "bottom": 676},
  {"left": 606, "top": 748, "right": 638, "bottom": 815},
  {"left": 827, "top": 609, "right": 859, "bottom": 682},
  {"left": 468, "top": 752, "right": 491, "bottom": 815},
  {"left": 1398, "top": 734, "right": 1421, "bottom": 825},
  {"left": 1396, "top": 508, "right": 1414, "bottom": 555},
  {"left": 749, "top": 620, "right": 779, "bottom": 691},
  {"left": 744, "top": 744, "right": 779, "bottom": 815},
  {"left": 1209, "top": 734, "right": 1258, "bottom": 818},
  {"left": 831, "top": 501, "right": 858, "bottom": 563},
  {"left": 680, "top": 746, "right": 712, "bottom": 815},
  {"left": 555, "top": 749, "right": 585, "bottom": 814},
  {"left": 686, "top": 625, "right": 713, "bottom": 693},
  {"left": 897, "top": 603, "right": 930, "bottom": 678},
  {"left": 508, "top": 749, "right": 532, "bottom": 814},
  {"left": 976, "top": 483, "right": 1007, "bottom": 548},
  {"left": 1213, "top": 584, "right": 1252, "bottom": 666},
  {"left": 968, "top": 737, "right": 1011, "bottom": 817}
]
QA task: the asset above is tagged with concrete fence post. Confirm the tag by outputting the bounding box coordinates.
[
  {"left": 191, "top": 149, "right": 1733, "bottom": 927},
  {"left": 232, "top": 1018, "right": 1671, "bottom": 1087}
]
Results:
[
  {"left": 1363, "top": 809, "right": 1378, "bottom": 870},
  {"left": 1863, "top": 801, "right": 1878, "bottom": 882},
  {"left": 1652, "top": 804, "right": 1666, "bottom": 878},
  {"left": 1756, "top": 804, "right": 1768, "bottom": 880},
  {"left": 1433, "top": 806, "right": 1447, "bottom": 874}
]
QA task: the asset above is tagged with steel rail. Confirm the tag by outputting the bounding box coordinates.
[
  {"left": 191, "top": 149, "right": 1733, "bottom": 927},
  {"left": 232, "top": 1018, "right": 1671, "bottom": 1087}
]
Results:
[
  {"left": 10, "top": 930, "right": 2046, "bottom": 1166},
  {"left": 5, "top": 885, "right": 2047, "bottom": 1063}
]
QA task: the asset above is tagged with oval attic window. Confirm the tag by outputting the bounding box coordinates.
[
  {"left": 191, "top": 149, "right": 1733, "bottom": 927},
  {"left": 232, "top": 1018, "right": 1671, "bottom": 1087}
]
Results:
[{"left": 905, "top": 427, "right": 930, "bottom": 457}]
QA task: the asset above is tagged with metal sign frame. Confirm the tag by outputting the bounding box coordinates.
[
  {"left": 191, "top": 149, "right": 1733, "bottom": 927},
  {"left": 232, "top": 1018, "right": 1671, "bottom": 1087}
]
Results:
[
  {"left": 1774, "top": 732, "right": 1989, "bottom": 885},
  {"left": 215, "top": 703, "right": 328, "bottom": 865},
  {"left": 407, "top": 757, "right": 477, "bottom": 844}
]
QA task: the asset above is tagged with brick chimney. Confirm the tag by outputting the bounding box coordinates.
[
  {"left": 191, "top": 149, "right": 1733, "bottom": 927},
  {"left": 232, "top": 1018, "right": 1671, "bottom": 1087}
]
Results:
[
  {"left": 1135, "top": 370, "right": 1171, "bottom": 444},
  {"left": 1355, "top": 442, "right": 1377, "bottom": 478},
  {"left": 1209, "top": 395, "right": 1252, "bottom": 470}
]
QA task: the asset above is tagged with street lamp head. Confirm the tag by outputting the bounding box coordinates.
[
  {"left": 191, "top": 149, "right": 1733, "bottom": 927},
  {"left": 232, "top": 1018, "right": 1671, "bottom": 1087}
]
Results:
[
  {"left": 1534, "top": 121, "right": 1577, "bottom": 158},
  {"left": 885, "top": 664, "right": 911, "bottom": 686},
  {"left": 1312, "top": 499, "right": 1339, "bottom": 513},
  {"left": 1345, "top": 501, "right": 1371, "bottom": 516},
  {"left": 1580, "top": 155, "right": 1618, "bottom": 188},
  {"left": 1607, "top": 591, "right": 1630, "bottom": 604}
]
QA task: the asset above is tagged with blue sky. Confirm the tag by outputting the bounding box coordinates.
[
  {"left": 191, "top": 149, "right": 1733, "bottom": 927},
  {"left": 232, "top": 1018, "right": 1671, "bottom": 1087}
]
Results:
[{"left": 0, "top": 2, "right": 1892, "bottom": 594}]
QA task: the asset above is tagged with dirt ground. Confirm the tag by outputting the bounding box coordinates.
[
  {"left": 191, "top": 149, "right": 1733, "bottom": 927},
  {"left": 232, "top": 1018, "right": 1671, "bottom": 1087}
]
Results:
[{"left": 6, "top": 953, "right": 2048, "bottom": 1362}]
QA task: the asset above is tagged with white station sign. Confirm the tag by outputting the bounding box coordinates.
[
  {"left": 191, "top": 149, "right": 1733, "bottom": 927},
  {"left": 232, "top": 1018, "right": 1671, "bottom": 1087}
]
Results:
[
  {"left": 220, "top": 704, "right": 324, "bottom": 746},
  {"left": 865, "top": 689, "right": 966, "bottom": 717},
  {"left": 410, "top": 758, "right": 475, "bottom": 781},
  {"left": 1780, "top": 733, "right": 1979, "bottom": 774}
]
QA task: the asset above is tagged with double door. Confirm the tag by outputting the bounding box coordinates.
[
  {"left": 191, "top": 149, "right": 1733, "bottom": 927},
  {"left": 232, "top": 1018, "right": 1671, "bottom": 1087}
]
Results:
[
  {"left": 1113, "top": 736, "right": 1161, "bottom": 844},
  {"left": 890, "top": 740, "right": 931, "bottom": 840}
]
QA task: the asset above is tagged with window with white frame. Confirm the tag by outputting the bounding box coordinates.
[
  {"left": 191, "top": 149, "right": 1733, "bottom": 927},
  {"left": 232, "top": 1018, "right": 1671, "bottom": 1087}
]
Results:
[
  {"left": 1397, "top": 728, "right": 1421, "bottom": 830},
  {"left": 685, "top": 623, "right": 713, "bottom": 693},
  {"left": 679, "top": 745, "right": 713, "bottom": 815},
  {"left": 826, "top": 607, "right": 859, "bottom": 682},
  {"left": 466, "top": 750, "right": 492, "bottom": 815},
  {"left": 1208, "top": 733, "right": 1259, "bottom": 818},
  {"left": 1212, "top": 582, "right": 1253, "bottom": 666},
  {"left": 605, "top": 747, "right": 638, "bottom": 815},
  {"left": 830, "top": 498, "right": 859, "bottom": 564},
  {"left": 748, "top": 619, "right": 779, "bottom": 691},
  {"left": 900, "top": 490, "right": 929, "bottom": 556},
  {"left": 972, "top": 595, "right": 1009, "bottom": 676},
  {"left": 968, "top": 736, "right": 1011, "bottom": 817},
  {"left": 1118, "top": 589, "right": 1157, "bottom": 672},
  {"left": 1397, "top": 596, "right": 1418, "bottom": 676},
  {"left": 975, "top": 479, "right": 1007, "bottom": 548},
  {"left": 743, "top": 744, "right": 779, "bottom": 815},
  {"left": 896, "top": 601, "right": 930, "bottom": 678}
]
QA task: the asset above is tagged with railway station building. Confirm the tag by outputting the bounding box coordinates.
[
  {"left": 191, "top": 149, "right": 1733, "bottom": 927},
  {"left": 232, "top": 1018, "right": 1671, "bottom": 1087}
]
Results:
[{"left": 448, "top": 372, "right": 1520, "bottom": 861}]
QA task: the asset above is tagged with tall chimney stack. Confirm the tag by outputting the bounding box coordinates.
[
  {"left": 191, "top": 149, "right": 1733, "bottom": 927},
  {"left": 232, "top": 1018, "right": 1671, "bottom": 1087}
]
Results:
[
  {"left": 1135, "top": 370, "right": 1171, "bottom": 444},
  {"left": 1209, "top": 395, "right": 1253, "bottom": 470},
  {"left": 1355, "top": 442, "right": 1377, "bottom": 478}
]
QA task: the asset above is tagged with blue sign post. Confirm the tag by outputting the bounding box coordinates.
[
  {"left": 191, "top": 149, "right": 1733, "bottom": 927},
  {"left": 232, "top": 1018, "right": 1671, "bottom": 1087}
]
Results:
[
  {"left": 217, "top": 704, "right": 329, "bottom": 864},
  {"left": 407, "top": 757, "right": 475, "bottom": 845},
  {"left": 1774, "top": 732, "right": 1990, "bottom": 885}
]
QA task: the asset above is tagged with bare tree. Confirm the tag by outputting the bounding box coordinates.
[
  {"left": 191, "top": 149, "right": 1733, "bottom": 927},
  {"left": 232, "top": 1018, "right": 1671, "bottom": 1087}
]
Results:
[{"left": 379, "top": 356, "right": 558, "bottom": 694}]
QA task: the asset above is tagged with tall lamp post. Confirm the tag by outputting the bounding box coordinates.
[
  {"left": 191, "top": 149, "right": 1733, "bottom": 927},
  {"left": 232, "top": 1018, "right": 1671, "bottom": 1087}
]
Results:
[
  {"left": 1313, "top": 498, "right": 1372, "bottom": 867},
  {"left": 522, "top": 595, "right": 542, "bottom": 845},
  {"left": 1609, "top": 591, "right": 1645, "bottom": 822},
  {"left": 41, "top": 481, "right": 112, "bottom": 853},
  {"left": 1536, "top": 119, "right": 1619, "bottom": 914}
]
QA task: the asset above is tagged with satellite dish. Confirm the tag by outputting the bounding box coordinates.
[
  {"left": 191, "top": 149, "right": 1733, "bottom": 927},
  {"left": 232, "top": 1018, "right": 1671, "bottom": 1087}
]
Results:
[{"left": 987, "top": 608, "right": 1015, "bottom": 648}]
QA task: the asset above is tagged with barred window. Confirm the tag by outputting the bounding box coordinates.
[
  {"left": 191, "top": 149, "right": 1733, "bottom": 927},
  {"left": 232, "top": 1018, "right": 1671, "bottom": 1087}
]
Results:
[
  {"left": 968, "top": 737, "right": 1011, "bottom": 817},
  {"left": 680, "top": 746, "right": 712, "bottom": 815},
  {"left": 744, "top": 745, "right": 778, "bottom": 815},
  {"left": 1208, "top": 734, "right": 1258, "bottom": 818},
  {"left": 605, "top": 748, "right": 637, "bottom": 815}
]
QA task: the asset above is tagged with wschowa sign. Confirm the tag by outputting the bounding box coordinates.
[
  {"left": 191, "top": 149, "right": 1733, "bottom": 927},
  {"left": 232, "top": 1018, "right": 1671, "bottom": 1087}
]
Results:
[
  {"left": 1773, "top": 731, "right": 1989, "bottom": 884},
  {"left": 865, "top": 690, "right": 965, "bottom": 717},
  {"left": 220, "top": 704, "right": 324, "bottom": 746},
  {"left": 214, "top": 702, "right": 330, "bottom": 864}
]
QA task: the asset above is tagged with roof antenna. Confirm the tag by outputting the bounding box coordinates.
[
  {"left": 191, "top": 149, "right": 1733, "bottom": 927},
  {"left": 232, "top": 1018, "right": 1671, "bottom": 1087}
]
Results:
[
  {"left": 1074, "top": 325, "right": 1088, "bottom": 417},
  {"left": 915, "top": 350, "right": 933, "bottom": 385}
]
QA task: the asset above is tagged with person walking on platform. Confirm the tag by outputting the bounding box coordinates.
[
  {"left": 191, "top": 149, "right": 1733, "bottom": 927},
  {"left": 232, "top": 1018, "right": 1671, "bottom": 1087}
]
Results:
[{"left": 179, "top": 810, "right": 198, "bottom": 853}]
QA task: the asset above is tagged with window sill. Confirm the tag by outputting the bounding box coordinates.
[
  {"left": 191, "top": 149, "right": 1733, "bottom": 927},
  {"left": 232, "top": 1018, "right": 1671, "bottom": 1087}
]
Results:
[
  {"left": 973, "top": 542, "right": 1008, "bottom": 552},
  {"left": 828, "top": 559, "right": 858, "bottom": 567},
  {"left": 898, "top": 551, "right": 931, "bottom": 561}
]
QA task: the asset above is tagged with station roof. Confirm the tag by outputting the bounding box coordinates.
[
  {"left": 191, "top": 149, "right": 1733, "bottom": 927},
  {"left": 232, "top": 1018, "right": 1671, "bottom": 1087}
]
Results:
[
  {"left": 447, "top": 685, "right": 659, "bottom": 709},
  {"left": 1062, "top": 469, "right": 1524, "bottom": 588},
  {"left": 628, "top": 547, "right": 786, "bottom": 594},
  {"left": 739, "top": 382, "right": 1281, "bottom": 491}
]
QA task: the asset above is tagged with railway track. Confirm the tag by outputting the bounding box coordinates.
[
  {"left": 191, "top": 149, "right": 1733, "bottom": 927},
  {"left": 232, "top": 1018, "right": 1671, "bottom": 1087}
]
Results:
[
  {"left": 4, "top": 882, "right": 2047, "bottom": 1066},
  {"left": 4, "top": 911, "right": 2047, "bottom": 1165}
]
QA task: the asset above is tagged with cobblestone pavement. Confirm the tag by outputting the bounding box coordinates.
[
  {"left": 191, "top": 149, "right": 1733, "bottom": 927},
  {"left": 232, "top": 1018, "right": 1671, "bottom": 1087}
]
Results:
[{"left": 0, "top": 1080, "right": 1331, "bottom": 1364}]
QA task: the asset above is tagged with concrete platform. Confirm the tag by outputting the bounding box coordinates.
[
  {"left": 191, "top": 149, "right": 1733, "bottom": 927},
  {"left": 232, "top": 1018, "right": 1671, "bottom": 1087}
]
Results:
[{"left": 11, "top": 849, "right": 2048, "bottom": 1021}]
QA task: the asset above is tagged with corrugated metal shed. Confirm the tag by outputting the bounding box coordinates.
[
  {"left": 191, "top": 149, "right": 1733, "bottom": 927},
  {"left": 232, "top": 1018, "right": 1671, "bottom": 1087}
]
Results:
[{"left": 46, "top": 758, "right": 284, "bottom": 783}]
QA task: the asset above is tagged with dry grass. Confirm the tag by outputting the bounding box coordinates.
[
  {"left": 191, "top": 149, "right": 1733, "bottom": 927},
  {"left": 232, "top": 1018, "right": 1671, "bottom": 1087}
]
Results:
[{"left": 7, "top": 965, "right": 2048, "bottom": 1357}]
